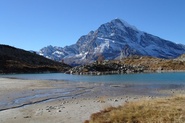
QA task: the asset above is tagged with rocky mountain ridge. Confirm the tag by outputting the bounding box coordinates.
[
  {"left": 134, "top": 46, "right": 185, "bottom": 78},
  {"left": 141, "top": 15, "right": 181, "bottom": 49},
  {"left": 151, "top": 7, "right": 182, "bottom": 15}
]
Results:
[{"left": 38, "top": 18, "right": 185, "bottom": 66}]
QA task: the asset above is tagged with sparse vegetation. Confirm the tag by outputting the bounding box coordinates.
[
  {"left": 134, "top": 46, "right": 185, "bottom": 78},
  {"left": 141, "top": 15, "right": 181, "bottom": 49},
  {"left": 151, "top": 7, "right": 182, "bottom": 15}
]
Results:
[
  {"left": 123, "top": 56, "right": 185, "bottom": 71},
  {"left": 85, "top": 95, "right": 185, "bottom": 123},
  {"left": 67, "top": 55, "right": 185, "bottom": 75},
  {"left": 0, "top": 45, "right": 71, "bottom": 73}
]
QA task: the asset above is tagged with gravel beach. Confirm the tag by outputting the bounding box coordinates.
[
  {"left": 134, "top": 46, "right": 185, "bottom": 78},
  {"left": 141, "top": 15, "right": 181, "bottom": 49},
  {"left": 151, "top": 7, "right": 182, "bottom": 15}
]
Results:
[{"left": 0, "top": 78, "right": 184, "bottom": 123}]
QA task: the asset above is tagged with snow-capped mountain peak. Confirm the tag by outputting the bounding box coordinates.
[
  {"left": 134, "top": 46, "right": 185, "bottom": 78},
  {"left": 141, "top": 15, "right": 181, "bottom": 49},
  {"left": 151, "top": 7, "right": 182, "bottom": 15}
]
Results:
[
  {"left": 111, "top": 18, "right": 139, "bottom": 31},
  {"left": 38, "top": 18, "right": 185, "bottom": 66}
]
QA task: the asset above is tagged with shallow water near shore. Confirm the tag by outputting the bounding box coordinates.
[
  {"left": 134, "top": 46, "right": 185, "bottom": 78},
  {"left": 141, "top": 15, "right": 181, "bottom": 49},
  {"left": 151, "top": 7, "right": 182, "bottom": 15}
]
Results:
[
  {"left": 1, "top": 72, "right": 185, "bottom": 84},
  {"left": 0, "top": 78, "right": 184, "bottom": 112},
  {"left": 0, "top": 72, "right": 185, "bottom": 113}
]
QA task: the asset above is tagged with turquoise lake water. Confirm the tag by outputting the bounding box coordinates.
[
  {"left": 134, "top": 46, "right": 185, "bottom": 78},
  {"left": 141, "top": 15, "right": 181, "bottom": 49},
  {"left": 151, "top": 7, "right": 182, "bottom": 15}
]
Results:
[
  {"left": 1, "top": 72, "right": 185, "bottom": 84},
  {"left": 0, "top": 72, "right": 185, "bottom": 111}
]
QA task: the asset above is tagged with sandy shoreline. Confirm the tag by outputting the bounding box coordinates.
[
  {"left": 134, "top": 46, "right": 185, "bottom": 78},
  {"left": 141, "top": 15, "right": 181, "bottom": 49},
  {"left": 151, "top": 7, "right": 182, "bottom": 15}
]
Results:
[{"left": 0, "top": 78, "right": 185, "bottom": 123}]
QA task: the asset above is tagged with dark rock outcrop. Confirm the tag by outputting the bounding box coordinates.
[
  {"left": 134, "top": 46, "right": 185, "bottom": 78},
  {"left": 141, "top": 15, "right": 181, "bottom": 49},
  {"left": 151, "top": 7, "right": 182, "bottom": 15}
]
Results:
[{"left": 66, "top": 60, "right": 147, "bottom": 75}]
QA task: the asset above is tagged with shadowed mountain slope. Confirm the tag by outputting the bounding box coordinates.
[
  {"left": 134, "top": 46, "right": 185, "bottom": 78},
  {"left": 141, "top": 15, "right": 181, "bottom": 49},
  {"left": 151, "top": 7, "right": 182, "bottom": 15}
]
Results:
[{"left": 0, "top": 45, "right": 71, "bottom": 74}]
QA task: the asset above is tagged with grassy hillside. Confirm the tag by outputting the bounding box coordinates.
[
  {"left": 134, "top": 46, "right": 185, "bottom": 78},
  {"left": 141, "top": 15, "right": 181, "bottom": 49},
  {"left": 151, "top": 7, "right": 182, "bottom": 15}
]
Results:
[{"left": 0, "top": 45, "right": 71, "bottom": 74}]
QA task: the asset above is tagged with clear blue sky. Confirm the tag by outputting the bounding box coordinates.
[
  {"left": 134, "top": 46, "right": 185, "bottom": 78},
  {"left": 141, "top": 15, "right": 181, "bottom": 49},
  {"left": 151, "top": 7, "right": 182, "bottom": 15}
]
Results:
[{"left": 0, "top": 0, "right": 185, "bottom": 51}]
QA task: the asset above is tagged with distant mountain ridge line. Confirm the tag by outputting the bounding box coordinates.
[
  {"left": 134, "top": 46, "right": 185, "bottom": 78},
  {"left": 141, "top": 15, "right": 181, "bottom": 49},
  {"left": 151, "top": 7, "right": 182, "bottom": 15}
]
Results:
[{"left": 38, "top": 18, "right": 185, "bottom": 66}]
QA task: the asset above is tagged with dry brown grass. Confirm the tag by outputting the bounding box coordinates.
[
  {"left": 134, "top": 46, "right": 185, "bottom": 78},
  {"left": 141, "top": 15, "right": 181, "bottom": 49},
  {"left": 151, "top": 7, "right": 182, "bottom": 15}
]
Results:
[
  {"left": 122, "top": 56, "right": 185, "bottom": 71},
  {"left": 85, "top": 95, "right": 185, "bottom": 123}
]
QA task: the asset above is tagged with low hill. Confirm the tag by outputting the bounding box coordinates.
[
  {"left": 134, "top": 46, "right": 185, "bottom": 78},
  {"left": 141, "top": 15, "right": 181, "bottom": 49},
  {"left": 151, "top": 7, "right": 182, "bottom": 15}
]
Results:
[
  {"left": 123, "top": 55, "right": 185, "bottom": 72},
  {"left": 0, "top": 45, "right": 71, "bottom": 74},
  {"left": 67, "top": 55, "right": 185, "bottom": 75}
]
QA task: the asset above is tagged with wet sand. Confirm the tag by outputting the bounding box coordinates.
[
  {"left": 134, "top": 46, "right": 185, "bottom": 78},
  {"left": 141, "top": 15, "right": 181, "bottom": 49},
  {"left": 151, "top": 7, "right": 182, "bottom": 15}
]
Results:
[{"left": 0, "top": 78, "right": 185, "bottom": 123}]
